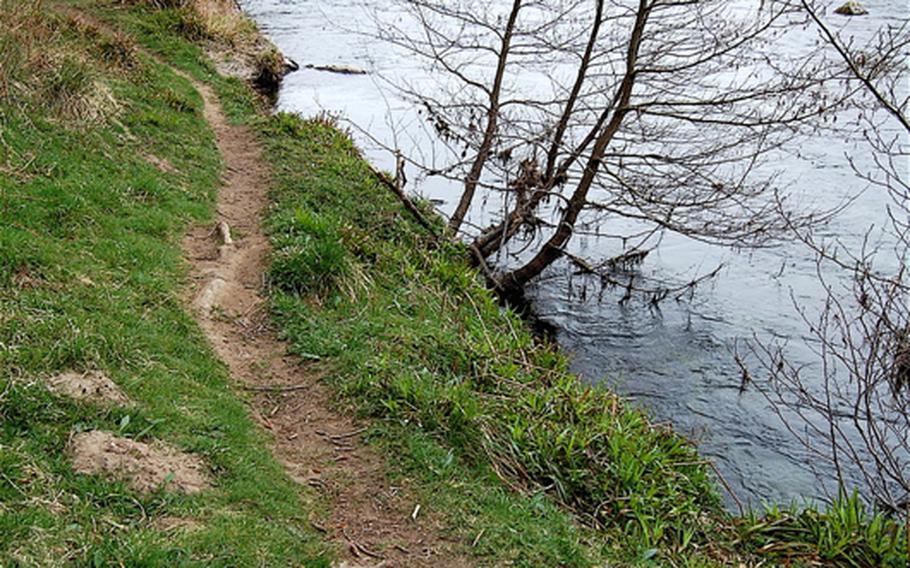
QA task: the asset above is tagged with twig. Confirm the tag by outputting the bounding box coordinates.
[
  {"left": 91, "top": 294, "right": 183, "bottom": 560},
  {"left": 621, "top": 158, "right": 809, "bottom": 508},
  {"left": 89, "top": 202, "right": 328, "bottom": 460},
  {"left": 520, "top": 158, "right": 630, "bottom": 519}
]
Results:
[
  {"left": 343, "top": 528, "right": 385, "bottom": 560},
  {"left": 709, "top": 462, "right": 744, "bottom": 516},
  {"left": 469, "top": 243, "right": 505, "bottom": 293},
  {"left": 0, "top": 472, "right": 27, "bottom": 498},
  {"left": 328, "top": 427, "right": 369, "bottom": 440},
  {"left": 242, "top": 384, "right": 310, "bottom": 393}
]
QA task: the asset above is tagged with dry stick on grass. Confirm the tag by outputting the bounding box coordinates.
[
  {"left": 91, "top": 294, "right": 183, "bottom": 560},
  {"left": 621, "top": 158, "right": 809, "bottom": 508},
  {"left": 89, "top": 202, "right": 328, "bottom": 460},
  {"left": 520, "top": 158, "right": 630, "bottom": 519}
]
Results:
[
  {"left": 367, "top": 155, "right": 507, "bottom": 293},
  {"left": 708, "top": 462, "right": 744, "bottom": 516},
  {"left": 242, "top": 384, "right": 310, "bottom": 393},
  {"left": 367, "top": 155, "right": 439, "bottom": 239}
]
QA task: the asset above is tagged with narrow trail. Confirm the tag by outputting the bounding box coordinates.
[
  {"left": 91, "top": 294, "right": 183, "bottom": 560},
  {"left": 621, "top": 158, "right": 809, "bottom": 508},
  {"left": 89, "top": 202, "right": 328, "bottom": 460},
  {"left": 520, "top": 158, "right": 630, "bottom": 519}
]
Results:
[{"left": 179, "top": 76, "right": 468, "bottom": 566}]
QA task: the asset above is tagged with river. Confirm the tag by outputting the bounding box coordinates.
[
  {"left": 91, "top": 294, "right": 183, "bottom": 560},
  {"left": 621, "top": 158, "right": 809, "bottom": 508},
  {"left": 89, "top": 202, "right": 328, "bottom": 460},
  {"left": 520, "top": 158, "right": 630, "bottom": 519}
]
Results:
[{"left": 238, "top": 0, "right": 908, "bottom": 511}]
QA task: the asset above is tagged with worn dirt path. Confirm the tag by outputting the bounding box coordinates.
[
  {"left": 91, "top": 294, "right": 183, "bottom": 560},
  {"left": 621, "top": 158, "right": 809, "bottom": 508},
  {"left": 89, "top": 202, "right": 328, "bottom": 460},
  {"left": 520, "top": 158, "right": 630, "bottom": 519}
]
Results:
[
  {"left": 53, "top": 6, "right": 470, "bottom": 564},
  {"left": 179, "top": 73, "right": 468, "bottom": 567}
]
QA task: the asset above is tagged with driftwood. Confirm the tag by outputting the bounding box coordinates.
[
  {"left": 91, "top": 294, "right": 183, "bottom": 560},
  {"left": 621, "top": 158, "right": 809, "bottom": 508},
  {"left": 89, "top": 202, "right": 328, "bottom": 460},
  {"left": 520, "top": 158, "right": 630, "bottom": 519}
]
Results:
[{"left": 304, "top": 64, "right": 368, "bottom": 75}]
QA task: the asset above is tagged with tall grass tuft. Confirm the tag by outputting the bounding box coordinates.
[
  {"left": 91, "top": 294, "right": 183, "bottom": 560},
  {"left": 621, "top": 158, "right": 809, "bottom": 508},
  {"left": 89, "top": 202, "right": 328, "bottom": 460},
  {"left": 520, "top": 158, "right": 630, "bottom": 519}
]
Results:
[
  {"left": 0, "top": 1, "right": 122, "bottom": 123},
  {"left": 740, "top": 492, "right": 907, "bottom": 566},
  {"left": 64, "top": 12, "right": 141, "bottom": 73},
  {"left": 269, "top": 209, "right": 351, "bottom": 297}
]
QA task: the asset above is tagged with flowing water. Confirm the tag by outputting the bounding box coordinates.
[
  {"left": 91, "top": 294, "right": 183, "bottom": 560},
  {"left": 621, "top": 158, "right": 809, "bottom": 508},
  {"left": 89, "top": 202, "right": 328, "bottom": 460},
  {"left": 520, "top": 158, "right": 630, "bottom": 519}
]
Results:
[{"left": 239, "top": 0, "right": 908, "bottom": 510}]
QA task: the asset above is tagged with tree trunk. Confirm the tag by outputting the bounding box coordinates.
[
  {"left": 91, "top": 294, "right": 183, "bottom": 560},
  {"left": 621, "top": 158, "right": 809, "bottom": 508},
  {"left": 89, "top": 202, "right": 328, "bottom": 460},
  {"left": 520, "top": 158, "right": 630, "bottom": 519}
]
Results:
[
  {"left": 447, "top": 0, "right": 523, "bottom": 235},
  {"left": 499, "top": 0, "right": 650, "bottom": 294},
  {"left": 471, "top": 0, "right": 605, "bottom": 260}
]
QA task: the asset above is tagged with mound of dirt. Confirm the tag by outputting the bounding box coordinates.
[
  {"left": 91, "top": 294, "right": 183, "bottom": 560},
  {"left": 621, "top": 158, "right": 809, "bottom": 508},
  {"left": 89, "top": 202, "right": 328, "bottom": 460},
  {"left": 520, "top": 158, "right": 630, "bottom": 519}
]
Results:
[
  {"left": 47, "top": 371, "right": 130, "bottom": 406},
  {"left": 68, "top": 431, "right": 211, "bottom": 494}
]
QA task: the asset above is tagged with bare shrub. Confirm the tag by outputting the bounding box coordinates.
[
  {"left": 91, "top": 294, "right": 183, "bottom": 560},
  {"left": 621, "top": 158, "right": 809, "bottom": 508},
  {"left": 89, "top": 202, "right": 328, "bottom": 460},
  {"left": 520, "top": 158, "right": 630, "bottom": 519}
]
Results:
[
  {"left": 371, "top": 0, "right": 849, "bottom": 298},
  {"left": 741, "top": 0, "right": 910, "bottom": 514}
]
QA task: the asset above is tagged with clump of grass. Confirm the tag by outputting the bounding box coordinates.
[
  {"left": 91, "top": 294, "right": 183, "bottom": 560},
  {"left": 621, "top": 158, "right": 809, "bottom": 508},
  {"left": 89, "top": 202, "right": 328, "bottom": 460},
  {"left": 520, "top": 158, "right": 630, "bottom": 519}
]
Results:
[
  {"left": 269, "top": 209, "right": 351, "bottom": 297},
  {"left": 40, "top": 56, "right": 94, "bottom": 116},
  {"left": 64, "top": 13, "right": 141, "bottom": 73},
  {"left": 39, "top": 56, "right": 121, "bottom": 124},
  {"left": 190, "top": 0, "right": 258, "bottom": 46},
  {"left": 156, "top": 86, "right": 198, "bottom": 114},
  {"left": 0, "top": 2, "right": 123, "bottom": 124},
  {"left": 739, "top": 492, "right": 907, "bottom": 566}
]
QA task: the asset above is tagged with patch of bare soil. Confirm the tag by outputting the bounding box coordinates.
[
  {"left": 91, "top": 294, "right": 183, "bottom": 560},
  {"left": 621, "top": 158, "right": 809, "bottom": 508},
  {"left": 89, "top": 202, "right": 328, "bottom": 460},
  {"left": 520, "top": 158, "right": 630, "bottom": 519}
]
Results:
[
  {"left": 179, "top": 70, "right": 468, "bottom": 566},
  {"left": 143, "top": 153, "right": 177, "bottom": 174},
  {"left": 46, "top": 371, "right": 130, "bottom": 406},
  {"left": 68, "top": 431, "right": 210, "bottom": 494},
  {"left": 154, "top": 516, "right": 201, "bottom": 533}
]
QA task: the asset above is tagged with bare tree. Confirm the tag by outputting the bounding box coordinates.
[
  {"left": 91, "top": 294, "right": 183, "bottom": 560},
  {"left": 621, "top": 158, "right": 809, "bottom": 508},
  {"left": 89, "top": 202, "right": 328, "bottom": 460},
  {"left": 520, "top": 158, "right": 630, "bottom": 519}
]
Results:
[
  {"left": 741, "top": 0, "right": 910, "bottom": 514},
  {"left": 373, "top": 0, "right": 853, "bottom": 298},
  {"left": 367, "top": 0, "right": 910, "bottom": 516}
]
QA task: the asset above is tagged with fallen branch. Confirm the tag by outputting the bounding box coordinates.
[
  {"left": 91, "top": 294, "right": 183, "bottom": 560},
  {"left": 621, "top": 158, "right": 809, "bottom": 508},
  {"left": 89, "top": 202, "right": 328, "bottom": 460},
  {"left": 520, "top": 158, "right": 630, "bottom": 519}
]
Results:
[
  {"left": 367, "top": 153, "right": 440, "bottom": 240},
  {"left": 242, "top": 384, "right": 310, "bottom": 393},
  {"left": 367, "top": 155, "right": 506, "bottom": 293},
  {"left": 709, "top": 461, "right": 744, "bottom": 517}
]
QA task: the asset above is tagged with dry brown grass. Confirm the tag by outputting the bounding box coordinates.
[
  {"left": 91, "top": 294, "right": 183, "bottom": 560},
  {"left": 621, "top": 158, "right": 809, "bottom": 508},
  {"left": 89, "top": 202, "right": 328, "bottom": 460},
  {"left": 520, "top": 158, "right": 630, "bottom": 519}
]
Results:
[
  {"left": 0, "top": 0, "right": 55, "bottom": 103},
  {"left": 114, "top": 0, "right": 285, "bottom": 91},
  {"left": 64, "top": 11, "right": 141, "bottom": 72},
  {"left": 0, "top": 1, "right": 129, "bottom": 123}
]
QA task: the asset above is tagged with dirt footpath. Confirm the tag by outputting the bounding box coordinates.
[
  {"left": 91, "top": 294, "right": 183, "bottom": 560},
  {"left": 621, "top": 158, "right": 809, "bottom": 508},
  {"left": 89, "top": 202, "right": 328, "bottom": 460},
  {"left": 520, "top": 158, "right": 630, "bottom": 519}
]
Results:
[{"left": 181, "top": 72, "right": 468, "bottom": 567}]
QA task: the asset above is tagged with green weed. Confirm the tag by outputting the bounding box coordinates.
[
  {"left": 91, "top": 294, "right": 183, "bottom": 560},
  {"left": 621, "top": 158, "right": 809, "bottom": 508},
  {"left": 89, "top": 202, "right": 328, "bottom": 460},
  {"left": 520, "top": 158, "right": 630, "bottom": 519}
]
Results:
[{"left": 740, "top": 492, "right": 907, "bottom": 566}]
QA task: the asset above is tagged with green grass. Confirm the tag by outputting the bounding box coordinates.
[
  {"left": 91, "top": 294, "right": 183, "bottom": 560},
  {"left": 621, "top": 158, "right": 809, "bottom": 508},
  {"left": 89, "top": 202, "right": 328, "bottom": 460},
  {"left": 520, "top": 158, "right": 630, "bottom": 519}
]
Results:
[
  {"left": 0, "top": 5, "right": 328, "bottom": 566},
  {"left": 256, "top": 112, "right": 726, "bottom": 567},
  {"left": 739, "top": 493, "right": 908, "bottom": 566},
  {"left": 3, "top": 1, "right": 907, "bottom": 567}
]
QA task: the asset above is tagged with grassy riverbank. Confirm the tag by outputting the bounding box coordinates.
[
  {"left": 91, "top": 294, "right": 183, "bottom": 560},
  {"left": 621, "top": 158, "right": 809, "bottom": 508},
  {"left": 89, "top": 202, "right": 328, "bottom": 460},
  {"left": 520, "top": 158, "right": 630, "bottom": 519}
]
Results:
[
  {"left": 2, "top": 0, "right": 907, "bottom": 566},
  {"left": 251, "top": 110, "right": 910, "bottom": 568}
]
